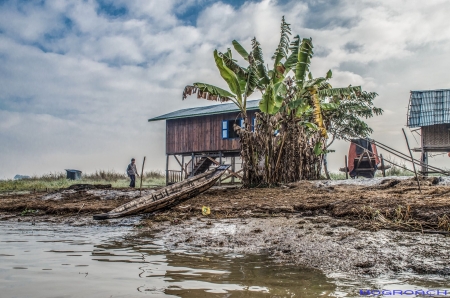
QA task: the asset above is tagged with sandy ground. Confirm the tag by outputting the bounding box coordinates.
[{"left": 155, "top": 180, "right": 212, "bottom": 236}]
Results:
[{"left": 1, "top": 177, "right": 450, "bottom": 278}]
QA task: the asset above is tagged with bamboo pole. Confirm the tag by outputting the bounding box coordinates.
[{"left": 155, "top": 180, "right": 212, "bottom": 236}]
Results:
[
  {"left": 373, "top": 139, "right": 446, "bottom": 175},
  {"left": 380, "top": 154, "right": 386, "bottom": 177},
  {"left": 344, "top": 155, "right": 348, "bottom": 179},
  {"left": 402, "top": 128, "right": 421, "bottom": 193},
  {"left": 139, "top": 156, "right": 146, "bottom": 196}
]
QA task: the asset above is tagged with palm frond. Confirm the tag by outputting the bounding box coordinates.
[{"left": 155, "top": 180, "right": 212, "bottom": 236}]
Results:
[
  {"left": 272, "top": 16, "right": 291, "bottom": 69},
  {"left": 213, "top": 50, "right": 242, "bottom": 105},
  {"left": 182, "top": 83, "right": 235, "bottom": 102},
  {"left": 251, "top": 37, "right": 265, "bottom": 64},
  {"left": 284, "top": 35, "right": 300, "bottom": 74},
  {"left": 295, "top": 38, "right": 314, "bottom": 89},
  {"left": 220, "top": 51, "right": 247, "bottom": 81},
  {"left": 317, "top": 86, "right": 361, "bottom": 97},
  {"left": 232, "top": 40, "right": 249, "bottom": 61}
]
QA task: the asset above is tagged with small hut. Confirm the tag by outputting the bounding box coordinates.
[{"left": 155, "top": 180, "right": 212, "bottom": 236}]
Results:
[
  {"left": 407, "top": 89, "right": 450, "bottom": 173},
  {"left": 148, "top": 100, "right": 259, "bottom": 185}
]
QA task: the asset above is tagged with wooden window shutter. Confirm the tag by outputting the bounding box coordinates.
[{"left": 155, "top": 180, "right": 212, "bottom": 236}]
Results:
[{"left": 222, "top": 120, "right": 228, "bottom": 139}]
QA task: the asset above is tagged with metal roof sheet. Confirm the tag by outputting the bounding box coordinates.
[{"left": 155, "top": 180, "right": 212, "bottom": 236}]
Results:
[
  {"left": 148, "top": 100, "right": 260, "bottom": 122},
  {"left": 407, "top": 89, "right": 450, "bottom": 128}
]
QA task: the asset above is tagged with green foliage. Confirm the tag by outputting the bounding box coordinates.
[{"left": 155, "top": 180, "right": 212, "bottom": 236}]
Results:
[
  {"left": 192, "top": 82, "right": 235, "bottom": 99},
  {"left": 21, "top": 208, "right": 37, "bottom": 216},
  {"left": 213, "top": 50, "right": 242, "bottom": 106},
  {"left": 182, "top": 16, "right": 383, "bottom": 183},
  {"left": 232, "top": 40, "right": 249, "bottom": 60},
  {"left": 272, "top": 16, "right": 291, "bottom": 68},
  {"left": 295, "top": 38, "right": 313, "bottom": 89},
  {"left": 325, "top": 91, "right": 383, "bottom": 141}
]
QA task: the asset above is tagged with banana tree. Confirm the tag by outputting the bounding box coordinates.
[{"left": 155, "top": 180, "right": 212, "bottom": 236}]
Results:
[{"left": 182, "top": 16, "right": 382, "bottom": 185}]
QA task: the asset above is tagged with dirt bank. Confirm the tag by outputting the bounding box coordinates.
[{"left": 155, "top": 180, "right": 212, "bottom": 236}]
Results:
[
  {"left": 1, "top": 177, "right": 450, "bottom": 232},
  {"left": 149, "top": 216, "right": 450, "bottom": 277},
  {"left": 1, "top": 178, "right": 450, "bottom": 278}
]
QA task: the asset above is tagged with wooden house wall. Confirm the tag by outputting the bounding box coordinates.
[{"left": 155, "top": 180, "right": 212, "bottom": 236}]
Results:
[
  {"left": 166, "top": 111, "right": 256, "bottom": 154},
  {"left": 422, "top": 124, "right": 450, "bottom": 147}
]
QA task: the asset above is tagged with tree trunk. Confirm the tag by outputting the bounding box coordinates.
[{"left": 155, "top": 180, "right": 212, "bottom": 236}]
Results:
[{"left": 323, "top": 154, "right": 331, "bottom": 179}]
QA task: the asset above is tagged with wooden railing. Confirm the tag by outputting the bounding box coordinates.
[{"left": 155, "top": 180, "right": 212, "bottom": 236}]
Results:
[{"left": 167, "top": 170, "right": 182, "bottom": 184}]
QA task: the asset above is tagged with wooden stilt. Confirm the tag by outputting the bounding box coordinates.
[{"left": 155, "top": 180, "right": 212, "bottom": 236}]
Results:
[
  {"left": 181, "top": 155, "right": 184, "bottom": 180},
  {"left": 190, "top": 153, "right": 194, "bottom": 177},
  {"left": 402, "top": 128, "right": 421, "bottom": 193},
  {"left": 165, "top": 154, "right": 169, "bottom": 186},
  {"left": 231, "top": 156, "right": 235, "bottom": 184},
  {"left": 218, "top": 151, "right": 222, "bottom": 185}
]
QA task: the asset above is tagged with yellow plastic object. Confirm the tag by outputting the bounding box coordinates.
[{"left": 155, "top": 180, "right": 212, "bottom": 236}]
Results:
[{"left": 202, "top": 206, "right": 210, "bottom": 216}]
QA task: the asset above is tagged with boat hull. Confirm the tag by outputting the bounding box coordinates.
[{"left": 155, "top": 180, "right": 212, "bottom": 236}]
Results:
[{"left": 93, "top": 165, "right": 229, "bottom": 220}]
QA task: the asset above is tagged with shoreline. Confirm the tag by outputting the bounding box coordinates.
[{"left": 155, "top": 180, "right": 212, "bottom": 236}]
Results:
[{"left": 1, "top": 176, "right": 450, "bottom": 279}]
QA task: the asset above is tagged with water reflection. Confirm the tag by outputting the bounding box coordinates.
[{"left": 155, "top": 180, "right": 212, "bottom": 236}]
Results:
[{"left": 0, "top": 222, "right": 448, "bottom": 298}]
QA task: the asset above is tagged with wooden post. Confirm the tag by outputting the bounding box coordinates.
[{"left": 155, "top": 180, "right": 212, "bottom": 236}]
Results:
[
  {"left": 139, "top": 156, "right": 146, "bottom": 196},
  {"left": 231, "top": 156, "right": 235, "bottom": 184},
  {"left": 190, "top": 153, "right": 194, "bottom": 177},
  {"left": 420, "top": 127, "right": 428, "bottom": 176},
  {"left": 402, "top": 128, "right": 421, "bottom": 193},
  {"left": 181, "top": 155, "right": 184, "bottom": 180},
  {"left": 165, "top": 154, "right": 169, "bottom": 186},
  {"left": 421, "top": 151, "right": 428, "bottom": 176},
  {"left": 344, "top": 155, "right": 348, "bottom": 179},
  {"left": 380, "top": 154, "right": 386, "bottom": 177},
  {"left": 218, "top": 151, "right": 222, "bottom": 186}
]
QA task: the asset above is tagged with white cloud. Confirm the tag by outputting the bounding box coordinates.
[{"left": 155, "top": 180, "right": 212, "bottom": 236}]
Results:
[{"left": 1, "top": 0, "right": 450, "bottom": 178}]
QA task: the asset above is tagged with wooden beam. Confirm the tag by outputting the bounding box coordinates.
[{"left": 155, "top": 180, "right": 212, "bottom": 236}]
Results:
[
  {"left": 174, "top": 155, "right": 189, "bottom": 177},
  {"left": 207, "top": 157, "right": 243, "bottom": 179}
]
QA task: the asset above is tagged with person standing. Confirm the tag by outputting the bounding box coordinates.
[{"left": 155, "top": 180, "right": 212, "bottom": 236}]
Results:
[{"left": 127, "top": 158, "right": 139, "bottom": 188}]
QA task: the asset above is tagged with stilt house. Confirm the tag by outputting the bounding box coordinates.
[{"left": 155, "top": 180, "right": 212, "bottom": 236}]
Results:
[
  {"left": 407, "top": 89, "right": 450, "bottom": 173},
  {"left": 148, "top": 100, "right": 259, "bottom": 185}
]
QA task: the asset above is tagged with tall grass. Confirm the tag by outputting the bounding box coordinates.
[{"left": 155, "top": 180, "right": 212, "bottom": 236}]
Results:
[
  {"left": 329, "top": 157, "right": 415, "bottom": 180},
  {"left": 0, "top": 170, "right": 165, "bottom": 193}
]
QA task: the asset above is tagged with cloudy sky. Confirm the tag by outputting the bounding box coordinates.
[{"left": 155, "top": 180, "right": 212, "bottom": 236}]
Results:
[{"left": 1, "top": 0, "right": 450, "bottom": 178}]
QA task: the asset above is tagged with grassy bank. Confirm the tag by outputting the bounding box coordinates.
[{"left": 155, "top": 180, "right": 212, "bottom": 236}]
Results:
[{"left": 0, "top": 170, "right": 165, "bottom": 192}]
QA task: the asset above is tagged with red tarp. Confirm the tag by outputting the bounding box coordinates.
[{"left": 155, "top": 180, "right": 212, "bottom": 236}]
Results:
[{"left": 347, "top": 141, "right": 380, "bottom": 173}]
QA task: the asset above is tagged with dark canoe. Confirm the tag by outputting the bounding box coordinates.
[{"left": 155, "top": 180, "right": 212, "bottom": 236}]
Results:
[{"left": 93, "top": 165, "right": 230, "bottom": 220}]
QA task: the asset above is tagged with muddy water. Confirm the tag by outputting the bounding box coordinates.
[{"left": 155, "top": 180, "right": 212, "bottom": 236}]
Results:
[
  {"left": 0, "top": 222, "right": 335, "bottom": 297},
  {"left": 0, "top": 222, "right": 448, "bottom": 298}
]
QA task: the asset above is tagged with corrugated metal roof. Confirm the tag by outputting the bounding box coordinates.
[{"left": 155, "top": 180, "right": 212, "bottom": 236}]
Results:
[
  {"left": 407, "top": 89, "right": 450, "bottom": 127},
  {"left": 148, "top": 100, "right": 260, "bottom": 122}
]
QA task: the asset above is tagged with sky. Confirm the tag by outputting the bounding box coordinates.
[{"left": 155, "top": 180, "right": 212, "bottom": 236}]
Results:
[{"left": 1, "top": 0, "right": 450, "bottom": 178}]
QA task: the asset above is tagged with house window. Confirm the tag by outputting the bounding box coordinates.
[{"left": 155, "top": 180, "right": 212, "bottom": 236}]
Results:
[{"left": 222, "top": 119, "right": 244, "bottom": 139}]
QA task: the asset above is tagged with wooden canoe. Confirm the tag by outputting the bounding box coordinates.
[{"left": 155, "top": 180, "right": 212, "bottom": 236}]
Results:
[{"left": 93, "top": 165, "right": 230, "bottom": 220}]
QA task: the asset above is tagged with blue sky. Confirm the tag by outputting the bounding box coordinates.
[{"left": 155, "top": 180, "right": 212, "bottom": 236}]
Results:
[{"left": 1, "top": 0, "right": 450, "bottom": 178}]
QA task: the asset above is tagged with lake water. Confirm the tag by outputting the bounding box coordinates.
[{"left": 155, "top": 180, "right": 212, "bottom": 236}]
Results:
[{"left": 0, "top": 222, "right": 448, "bottom": 297}]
